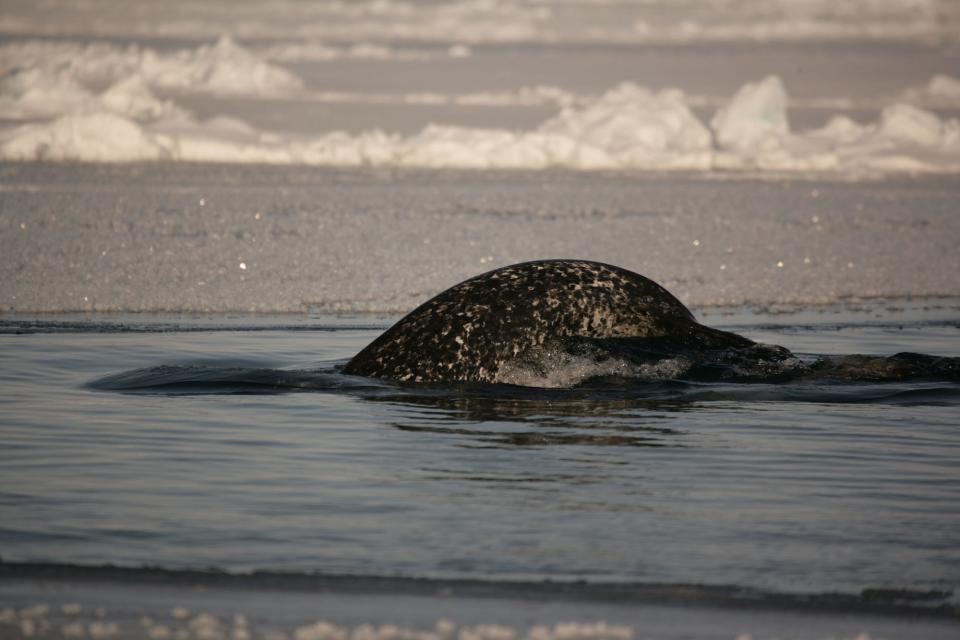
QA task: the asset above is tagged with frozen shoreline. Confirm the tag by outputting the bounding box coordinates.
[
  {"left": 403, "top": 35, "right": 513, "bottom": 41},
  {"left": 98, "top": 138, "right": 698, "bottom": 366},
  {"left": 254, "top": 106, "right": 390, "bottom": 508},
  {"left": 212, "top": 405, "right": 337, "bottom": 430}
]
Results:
[
  {"left": 1, "top": 562, "right": 958, "bottom": 640},
  {"left": 3, "top": 163, "right": 959, "bottom": 315}
]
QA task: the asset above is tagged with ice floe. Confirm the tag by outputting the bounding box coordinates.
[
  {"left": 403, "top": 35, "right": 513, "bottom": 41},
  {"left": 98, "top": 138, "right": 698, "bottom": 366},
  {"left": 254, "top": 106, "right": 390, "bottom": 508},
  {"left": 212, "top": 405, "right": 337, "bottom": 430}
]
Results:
[{"left": 711, "top": 76, "right": 791, "bottom": 154}]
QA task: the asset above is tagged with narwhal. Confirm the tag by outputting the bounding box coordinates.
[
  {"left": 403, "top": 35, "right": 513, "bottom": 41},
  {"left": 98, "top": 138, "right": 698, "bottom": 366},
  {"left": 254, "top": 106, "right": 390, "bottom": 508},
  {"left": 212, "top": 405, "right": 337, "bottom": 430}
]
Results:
[{"left": 344, "top": 260, "right": 959, "bottom": 385}]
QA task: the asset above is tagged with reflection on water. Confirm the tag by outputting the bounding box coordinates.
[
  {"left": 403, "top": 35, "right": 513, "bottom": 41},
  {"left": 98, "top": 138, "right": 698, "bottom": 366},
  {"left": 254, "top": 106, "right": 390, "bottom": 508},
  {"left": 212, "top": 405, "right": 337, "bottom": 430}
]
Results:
[
  {"left": 90, "top": 364, "right": 697, "bottom": 446},
  {"left": 1, "top": 317, "right": 959, "bottom": 599},
  {"left": 87, "top": 357, "right": 960, "bottom": 450}
]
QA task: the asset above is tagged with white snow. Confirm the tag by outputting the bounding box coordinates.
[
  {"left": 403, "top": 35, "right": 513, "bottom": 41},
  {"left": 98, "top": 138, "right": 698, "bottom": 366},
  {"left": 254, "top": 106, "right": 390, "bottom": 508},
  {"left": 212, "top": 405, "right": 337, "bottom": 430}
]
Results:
[
  {"left": 4, "top": 73, "right": 959, "bottom": 173},
  {"left": 0, "top": 64, "right": 93, "bottom": 120},
  {"left": 1, "top": 34, "right": 958, "bottom": 173},
  {"left": 0, "top": 113, "right": 164, "bottom": 162},
  {"left": 537, "top": 84, "right": 713, "bottom": 170},
  {"left": 455, "top": 86, "right": 576, "bottom": 108},
  {"left": 97, "top": 76, "right": 187, "bottom": 122},
  {"left": 711, "top": 76, "right": 791, "bottom": 153},
  {"left": 903, "top": 74, "right": 960, "bottom": 107},
  {"left": 0, "top": 36, "right": 302, "bottom": 122},
  {"left": 258, "top": 41, "right": 471, "bottom": 62},
  {"left": 710, "top": 75, "right": 960, "bottom": 172},
  {"left": 275, "top": 86, "right": 574, "bottom": 109},
  {"left": 143, "top": 36, "right": 303, "bottom": 95}
]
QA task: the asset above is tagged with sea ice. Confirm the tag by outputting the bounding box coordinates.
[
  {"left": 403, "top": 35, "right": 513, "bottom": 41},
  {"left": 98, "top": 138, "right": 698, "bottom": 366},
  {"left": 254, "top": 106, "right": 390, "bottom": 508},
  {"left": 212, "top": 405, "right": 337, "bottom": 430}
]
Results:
[
  {"left": 711, "top": 75, "right": 960, "bottom": 172},
  {"left": 2, "top": 33, "right": 959, "bottom": 175},
  {"left": 0, "top": 35, "right": 302, "bottom": 123},
  {"left": 257, "top": 41, "right": 470, "bottom": 62},
  {"left": 2, "top": 0, "right": 957, "bottom": 45},
  {"left": 0, "top": 112, "right": 163, "bottom": 162},
  {"left": 142, "top": 36, "right": 303, "bottom": 95},
  {"left": 904, "top": 74, "right": 960, "bottom": 106},
  {"left": 711, "top": 76, "right": 791, "bottom": 153},
  {"left": 537, "top": 84, "right": 713, "bottom": 169}
]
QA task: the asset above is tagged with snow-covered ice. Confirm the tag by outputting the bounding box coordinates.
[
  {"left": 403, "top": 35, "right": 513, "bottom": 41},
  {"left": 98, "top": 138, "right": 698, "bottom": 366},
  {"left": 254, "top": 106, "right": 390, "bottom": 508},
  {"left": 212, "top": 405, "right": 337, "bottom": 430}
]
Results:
[
  {"left": 1, "top": 34, "right": 959, "bottom": 173},
  {"left": 2, "top": 163, "right": 958, "bottom": 314},
  {"left": 0, "top": 7, "right": 958, "bottom": 174},
  {"left": 903, "top": 74, "right": 960, "bottom": 107},
  {"left": 711, "top": 76, "right": 960, "bottom": 172},
  {"left": 0, "top": 36, "right": 302, "bottom": 112}
]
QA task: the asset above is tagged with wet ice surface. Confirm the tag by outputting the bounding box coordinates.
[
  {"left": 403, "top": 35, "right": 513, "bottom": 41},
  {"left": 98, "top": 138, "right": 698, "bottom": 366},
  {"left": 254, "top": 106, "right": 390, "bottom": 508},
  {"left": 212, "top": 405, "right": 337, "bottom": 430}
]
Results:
[{"left": 2, "top": 163, "right": 959, "bottom": 314}]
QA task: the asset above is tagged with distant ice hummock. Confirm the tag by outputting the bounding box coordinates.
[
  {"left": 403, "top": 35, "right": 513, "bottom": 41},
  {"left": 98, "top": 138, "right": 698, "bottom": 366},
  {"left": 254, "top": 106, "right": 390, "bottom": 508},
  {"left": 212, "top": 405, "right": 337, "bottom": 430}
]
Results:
[{"left": 1, "top": 37, "right": 959, "bottom": 173}]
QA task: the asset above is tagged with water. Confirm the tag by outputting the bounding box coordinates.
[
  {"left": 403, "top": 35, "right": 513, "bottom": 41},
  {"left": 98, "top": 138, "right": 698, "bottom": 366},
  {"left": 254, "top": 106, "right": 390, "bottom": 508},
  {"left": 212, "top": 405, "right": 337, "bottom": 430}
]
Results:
[{"left": 1, "top": 310, "right": 959, "bottom": 605}]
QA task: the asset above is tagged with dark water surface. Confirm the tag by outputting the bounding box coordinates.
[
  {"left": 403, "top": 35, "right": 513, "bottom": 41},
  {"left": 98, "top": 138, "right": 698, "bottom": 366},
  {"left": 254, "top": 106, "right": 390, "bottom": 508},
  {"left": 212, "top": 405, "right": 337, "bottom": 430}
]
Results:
[{"left": 1, "top": 310, "right": 959, "bottom": 604}]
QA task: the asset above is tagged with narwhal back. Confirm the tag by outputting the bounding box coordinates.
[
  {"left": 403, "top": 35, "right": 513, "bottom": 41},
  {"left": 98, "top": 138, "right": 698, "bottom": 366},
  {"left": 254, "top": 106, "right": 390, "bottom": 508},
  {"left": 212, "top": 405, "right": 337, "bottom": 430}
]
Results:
[{"left": 344, "top": 259, "right": 747, "bottom": 383}]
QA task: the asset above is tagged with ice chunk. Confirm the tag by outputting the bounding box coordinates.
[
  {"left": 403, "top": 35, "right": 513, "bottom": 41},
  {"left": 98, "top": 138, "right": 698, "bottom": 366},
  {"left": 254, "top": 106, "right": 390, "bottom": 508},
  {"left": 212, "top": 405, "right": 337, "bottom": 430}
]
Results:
[
  {"left": 541, "top": 84, "right": 712, "bottom": 168},
  {"left": 142, "top": 35, "right": 303, "bottom": 95},
  {"left": 293, "top": 622, "right": 347, "bottom": 640},
  {"left": 903, "top": 74, "right": 960, "bottom": 106},
  {"left": 0, "top": 65, "right": 94, "bottom": 119},
  {"left": 711, "top": 75, "right": 789, "bottom": 152},
  {"left": 0, "top": 112, "right": 163, "bottom": 161},
  {"left": 0, "top": 36, "right": 303, "bottom": 120},
  {"left": 98, "top": 75, "right": 188, "bottom": 121},
  {"left": 926, "top": 74, "right": 960, "bottom": 100},
  {"left": 806, "top": 116, "right": 868, "bottom": 144},
  {"left": 3, "top": 67, "right": 960, "bottom": 173},
  {"left": 879, "top": 103, "right": 951, "bottom": 147},
  {"left": 711, "top": 76, "right": 960, "bottom": 172}
]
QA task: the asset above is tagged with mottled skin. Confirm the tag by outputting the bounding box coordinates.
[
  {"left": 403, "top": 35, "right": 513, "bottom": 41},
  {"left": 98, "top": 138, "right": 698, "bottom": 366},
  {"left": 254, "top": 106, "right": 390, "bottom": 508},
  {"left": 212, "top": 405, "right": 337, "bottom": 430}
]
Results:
[{"left": 344, "top": 259, "right": 754, "bottom": 383}]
